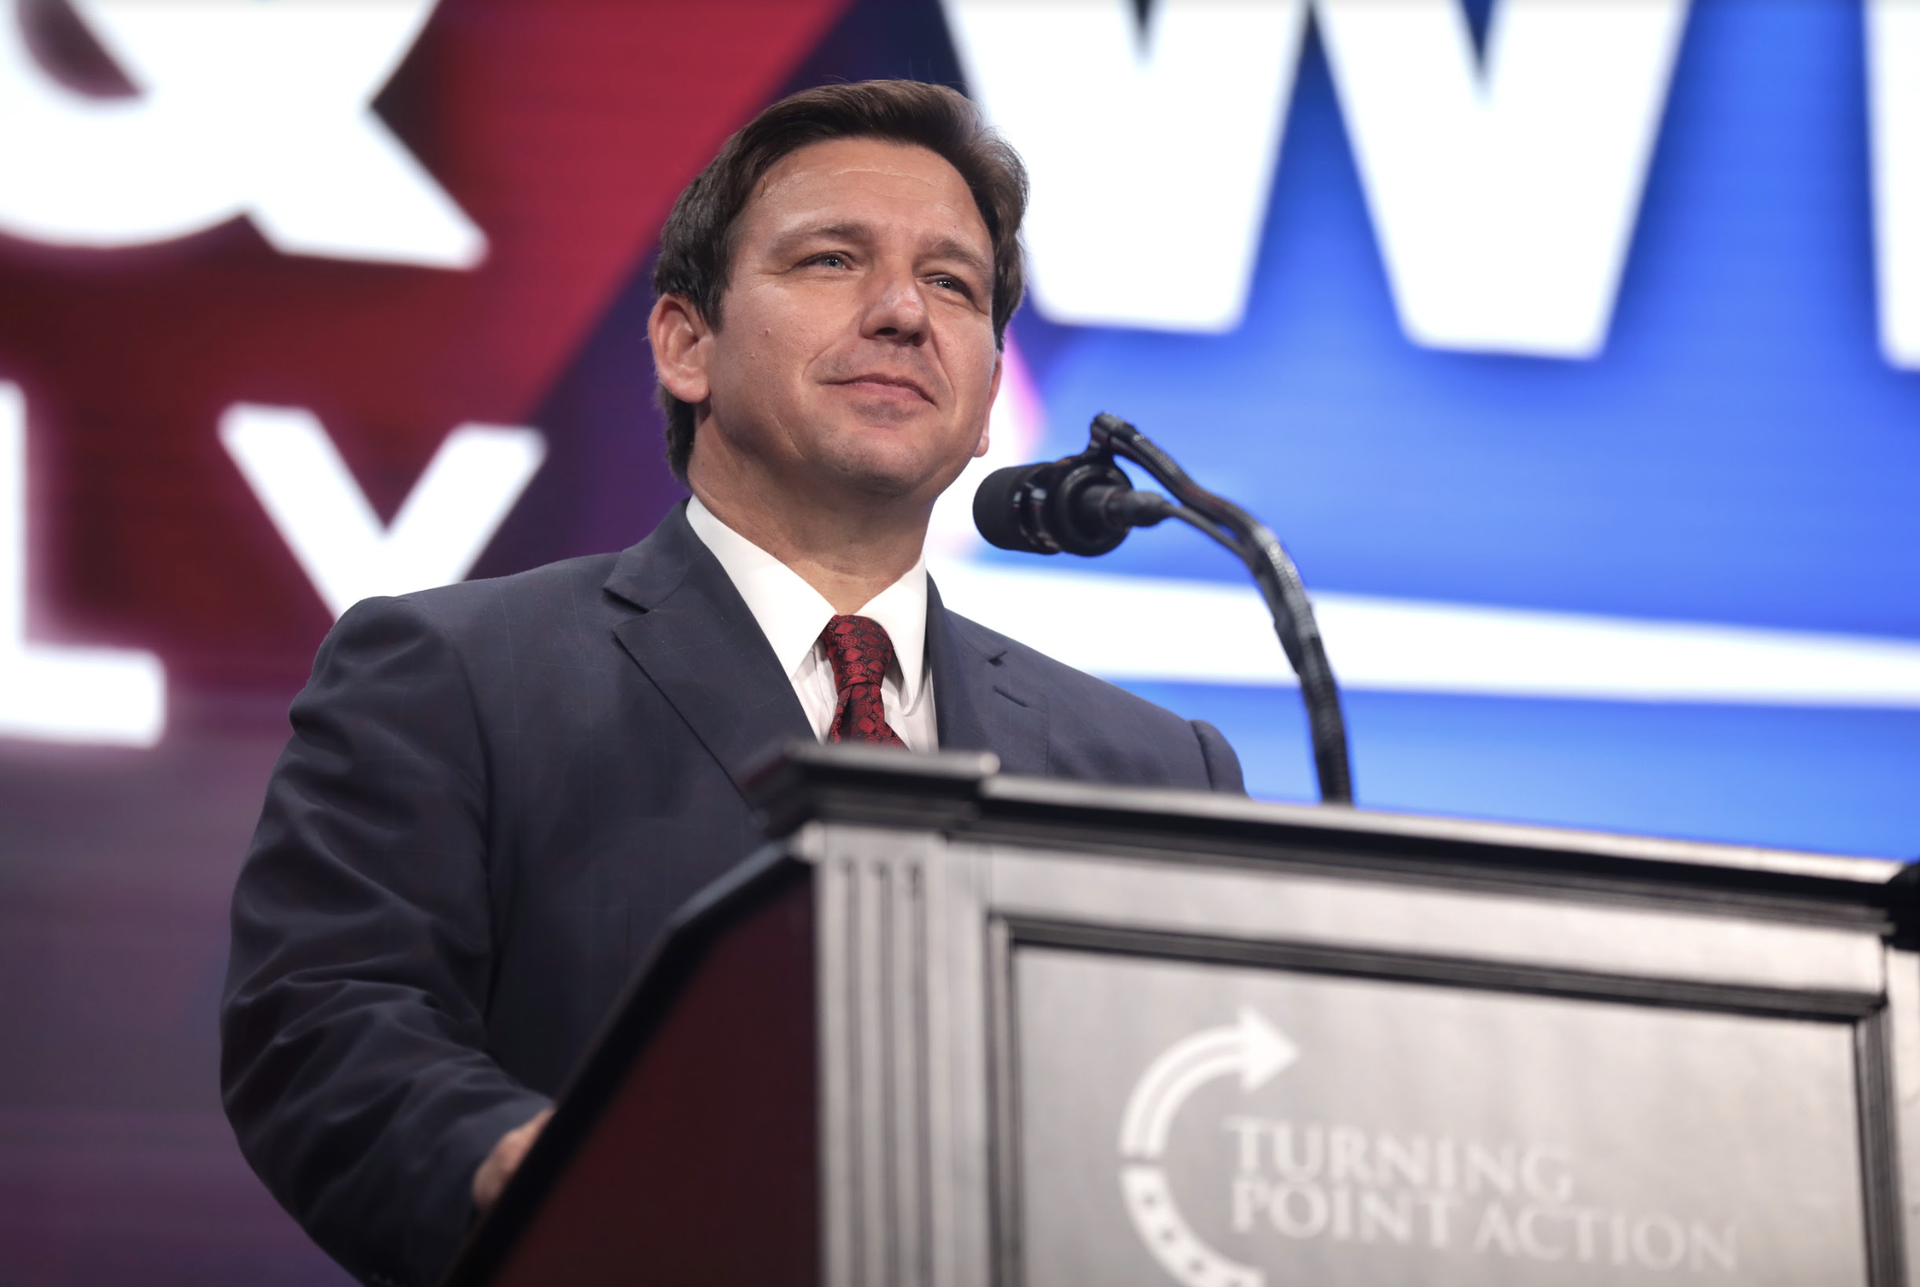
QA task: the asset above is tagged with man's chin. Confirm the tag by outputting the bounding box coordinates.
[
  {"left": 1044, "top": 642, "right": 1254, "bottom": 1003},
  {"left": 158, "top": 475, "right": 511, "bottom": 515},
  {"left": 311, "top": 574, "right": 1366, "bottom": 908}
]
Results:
[
  {"left": 827, "top": 464, "right": 928, "bottom": 502},
  {"left": 820, "top": 449, "right": 950, "bottom": 506}
]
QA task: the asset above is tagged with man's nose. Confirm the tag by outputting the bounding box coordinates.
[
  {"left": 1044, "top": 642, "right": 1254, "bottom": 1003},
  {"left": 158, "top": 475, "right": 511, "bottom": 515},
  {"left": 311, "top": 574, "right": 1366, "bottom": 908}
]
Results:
[{"left": 860, "top": 264, "right": 930, "bottom": 344}]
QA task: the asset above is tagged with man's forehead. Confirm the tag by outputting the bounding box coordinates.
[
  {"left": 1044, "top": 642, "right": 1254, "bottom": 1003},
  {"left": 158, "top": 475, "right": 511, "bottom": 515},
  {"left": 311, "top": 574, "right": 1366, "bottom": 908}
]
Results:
[{"left": 746, "top": 137, "right": 988, "bottom": 241}]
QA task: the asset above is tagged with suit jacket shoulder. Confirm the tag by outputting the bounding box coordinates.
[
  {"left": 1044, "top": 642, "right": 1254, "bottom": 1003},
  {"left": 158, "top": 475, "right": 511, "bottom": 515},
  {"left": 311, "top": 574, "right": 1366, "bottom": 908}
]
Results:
[
  {"left": 931, "top": 594, "right": 1245, "bottom": 794},
  {"left": 360, "top": 548, "right": 623, "bottom": 650}
]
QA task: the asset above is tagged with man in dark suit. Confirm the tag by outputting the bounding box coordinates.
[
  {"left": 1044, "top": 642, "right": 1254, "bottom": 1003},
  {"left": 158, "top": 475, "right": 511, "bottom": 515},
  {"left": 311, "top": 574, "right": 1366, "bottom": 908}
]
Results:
[{"left": 221, "top": 80, "right": 1241, "bottom": 1287}]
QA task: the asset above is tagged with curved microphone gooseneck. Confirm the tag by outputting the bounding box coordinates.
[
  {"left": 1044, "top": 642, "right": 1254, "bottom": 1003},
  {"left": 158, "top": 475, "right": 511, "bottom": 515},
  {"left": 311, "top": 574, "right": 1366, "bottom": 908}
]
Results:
[{"left": 972, "top": 412, "right": 1353, "bottom": 806}]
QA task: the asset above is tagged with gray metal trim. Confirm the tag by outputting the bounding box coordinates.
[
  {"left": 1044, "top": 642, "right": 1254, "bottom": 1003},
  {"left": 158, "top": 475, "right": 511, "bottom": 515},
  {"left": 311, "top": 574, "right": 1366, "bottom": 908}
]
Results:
[
  {"left": 977, "top": 774, "right": 1902, "bottom": 885},
  {"left": 986, "top": 847, "right": 1888, "bottom": 997},
  {"left": 1883, "top": 950, "right": 1920, "bottom": 1287},
  {"left": 798, "top": 824, "right": 996, "bottom": 1287}
]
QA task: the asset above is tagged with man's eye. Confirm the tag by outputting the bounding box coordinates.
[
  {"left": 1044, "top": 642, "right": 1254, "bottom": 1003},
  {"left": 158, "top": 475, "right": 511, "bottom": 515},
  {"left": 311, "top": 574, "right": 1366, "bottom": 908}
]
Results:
[
  {"left": 933, "top": 274, "right": 974, "bottom": 297},
  {"left": 810, "top": 252, "right": 850, "bottom": 269}
]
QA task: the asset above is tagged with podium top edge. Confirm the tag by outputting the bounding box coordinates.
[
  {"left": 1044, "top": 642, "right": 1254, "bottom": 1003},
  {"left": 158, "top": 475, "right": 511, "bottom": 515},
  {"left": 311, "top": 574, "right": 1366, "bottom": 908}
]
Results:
[
  {"left": 746, "top": 742, "right": 1907, "bottom": 892},
  {"left": 978, "top": 772, "right": 1904, "bottom": 887}
]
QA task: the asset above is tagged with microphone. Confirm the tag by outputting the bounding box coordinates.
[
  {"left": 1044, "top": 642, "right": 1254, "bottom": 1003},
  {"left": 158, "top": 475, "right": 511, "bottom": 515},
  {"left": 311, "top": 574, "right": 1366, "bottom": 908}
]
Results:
[
  {"left": 968, "top": 413, "right": 1355, "bottom": 807},
  {"left": 971, "top": 453, "right": 1173, "bottom": 556}
]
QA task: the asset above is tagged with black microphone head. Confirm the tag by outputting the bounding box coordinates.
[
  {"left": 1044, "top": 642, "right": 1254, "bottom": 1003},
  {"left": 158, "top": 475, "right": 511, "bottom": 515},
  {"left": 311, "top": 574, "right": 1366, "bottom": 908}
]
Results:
[{"left": 971, "top": 462, "right": 1056, "bottom": 554}]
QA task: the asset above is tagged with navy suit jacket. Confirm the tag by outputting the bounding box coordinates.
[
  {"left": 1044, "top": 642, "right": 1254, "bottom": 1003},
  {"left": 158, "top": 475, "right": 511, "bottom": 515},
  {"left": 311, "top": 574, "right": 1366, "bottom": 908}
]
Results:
[{"left": 220, "top": 503, "right": 1242, "bottom": 1286}]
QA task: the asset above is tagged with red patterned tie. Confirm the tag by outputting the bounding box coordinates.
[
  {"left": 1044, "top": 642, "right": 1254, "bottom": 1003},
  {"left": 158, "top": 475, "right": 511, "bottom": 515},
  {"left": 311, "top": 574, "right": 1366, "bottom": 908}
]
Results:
[{"left": 820, "top": 614, "right": 908, "bottom": 748}]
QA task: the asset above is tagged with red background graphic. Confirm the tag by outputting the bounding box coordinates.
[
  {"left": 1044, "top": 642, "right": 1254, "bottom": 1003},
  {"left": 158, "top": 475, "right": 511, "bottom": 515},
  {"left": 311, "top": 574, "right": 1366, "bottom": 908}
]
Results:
[
  {"left": 3, "top": 0, "right": 845, "bottom": 686},
  {"left": 0, "top": 2, "right": 868, "bottom": 1282}
]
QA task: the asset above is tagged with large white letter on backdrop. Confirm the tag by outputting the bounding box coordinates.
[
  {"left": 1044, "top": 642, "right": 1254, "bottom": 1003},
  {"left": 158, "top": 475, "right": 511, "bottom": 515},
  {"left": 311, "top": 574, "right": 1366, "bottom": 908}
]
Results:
[
  {"left": 1318, "top": 0, "right": 1688, "bottom": 356},
  {"left": 221, "top": 406, "right": 545, "bottom": 618},
  {"left": 1869, "top": 0, "right": 1920, "bottom": 369},
  {"left": 943, "top": 0, "right": 1311, "bottom": 332},
  {"left": 946, "top": 0, "right": 1689, "bottom": 356},
  {"left": 0, "top": 0, "right": 484, "bottom": 268},
  {"left": 0, "top": 384, "right": 165, "bottom": 747}
]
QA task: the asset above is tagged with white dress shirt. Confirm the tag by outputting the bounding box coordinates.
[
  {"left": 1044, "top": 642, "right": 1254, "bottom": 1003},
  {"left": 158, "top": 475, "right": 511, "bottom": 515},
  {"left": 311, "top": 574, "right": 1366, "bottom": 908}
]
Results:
[{"left": 684, "top": 497, "right": 938, "bottom": 751}]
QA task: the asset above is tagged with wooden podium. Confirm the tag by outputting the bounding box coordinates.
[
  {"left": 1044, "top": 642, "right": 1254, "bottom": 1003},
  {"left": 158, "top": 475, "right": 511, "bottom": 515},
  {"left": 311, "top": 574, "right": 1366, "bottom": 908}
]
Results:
[{"left": 444, "top": 745, "right": 1920, "bottom": 1287}]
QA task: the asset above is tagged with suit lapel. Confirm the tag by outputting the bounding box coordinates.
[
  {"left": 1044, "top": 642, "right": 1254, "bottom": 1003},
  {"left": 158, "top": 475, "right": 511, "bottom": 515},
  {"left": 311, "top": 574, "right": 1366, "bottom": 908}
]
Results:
[
  {"left": 927, "top": 578, "right": 1049, "bottom": 777},
  {"left": 604, "top": 504, "right": 813, "bottom": 797},
  {"left": 605, "top": 514, "right": 1049, "bottom": 787}
]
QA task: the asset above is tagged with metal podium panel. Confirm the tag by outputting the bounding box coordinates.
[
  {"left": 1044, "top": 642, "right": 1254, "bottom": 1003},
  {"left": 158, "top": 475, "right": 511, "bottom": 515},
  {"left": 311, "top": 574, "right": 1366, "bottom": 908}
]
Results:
[
  {"left": 448, "top": 750, "right": 1914, "bottom": 1287},
  {"left": 1012, "top": 946, "right": 1870, "bottom": 1287}
]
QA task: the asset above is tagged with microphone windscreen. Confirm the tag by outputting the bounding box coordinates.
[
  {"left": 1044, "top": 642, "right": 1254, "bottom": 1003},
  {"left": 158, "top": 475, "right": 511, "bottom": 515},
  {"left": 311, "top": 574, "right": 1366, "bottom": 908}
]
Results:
[{"left": 971, "top": 464, "right": 1048, "bottom": 552}]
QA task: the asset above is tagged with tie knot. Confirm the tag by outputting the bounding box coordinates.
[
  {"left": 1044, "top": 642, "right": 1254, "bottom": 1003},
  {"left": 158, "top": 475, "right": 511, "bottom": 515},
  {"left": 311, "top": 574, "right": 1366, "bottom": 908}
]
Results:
[{"left": 821, "top": 614, "right": 895, "bottom": 693}]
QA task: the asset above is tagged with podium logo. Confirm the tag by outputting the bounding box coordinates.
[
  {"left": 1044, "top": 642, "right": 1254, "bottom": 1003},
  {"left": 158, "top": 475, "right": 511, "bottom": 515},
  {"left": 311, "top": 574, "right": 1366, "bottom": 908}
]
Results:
[
  {"left": 1119, "top": 1009, "right": 1299, "bottom": 1287},
  {"left": 0, "top": 0, "right": 485, "bottom": 267},
  {"left": 1117, "top": 1013, "right": 1740, "bottom": 1284}
]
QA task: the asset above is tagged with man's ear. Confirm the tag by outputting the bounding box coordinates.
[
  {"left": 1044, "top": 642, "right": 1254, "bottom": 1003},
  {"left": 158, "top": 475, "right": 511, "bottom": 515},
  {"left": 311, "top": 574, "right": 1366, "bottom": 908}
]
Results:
[
  {"left": 649, "top": 294, "right": 712, "bottom": 405},
  {"left": 974, "top": 352, "right": 1003, "bottom": 459}
]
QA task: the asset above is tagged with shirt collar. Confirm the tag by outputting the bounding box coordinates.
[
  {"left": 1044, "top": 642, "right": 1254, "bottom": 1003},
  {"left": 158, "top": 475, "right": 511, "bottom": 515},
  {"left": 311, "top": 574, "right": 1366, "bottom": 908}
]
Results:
[{"left": 684, "top": 496, "right": 929, "bottom": 703}]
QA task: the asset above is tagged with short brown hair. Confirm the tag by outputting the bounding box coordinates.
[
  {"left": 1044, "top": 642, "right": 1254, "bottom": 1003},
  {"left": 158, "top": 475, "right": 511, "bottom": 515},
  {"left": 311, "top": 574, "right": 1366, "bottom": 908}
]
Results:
[{"left": 652, "top": 80, "right": 1029, "bottom": 482}]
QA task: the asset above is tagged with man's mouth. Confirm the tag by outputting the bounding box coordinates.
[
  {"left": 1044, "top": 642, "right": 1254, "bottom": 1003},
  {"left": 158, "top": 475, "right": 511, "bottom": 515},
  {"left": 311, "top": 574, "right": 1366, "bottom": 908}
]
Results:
[{"left": 834, "top": 374, "right": 933, "bottom": 403}]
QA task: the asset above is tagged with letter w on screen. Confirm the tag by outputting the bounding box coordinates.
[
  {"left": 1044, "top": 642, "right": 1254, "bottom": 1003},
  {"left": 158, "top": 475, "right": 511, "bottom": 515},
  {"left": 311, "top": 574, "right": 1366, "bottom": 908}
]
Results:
[{"left": 945, "top": 0, "right": 1689, "bottom": 358}]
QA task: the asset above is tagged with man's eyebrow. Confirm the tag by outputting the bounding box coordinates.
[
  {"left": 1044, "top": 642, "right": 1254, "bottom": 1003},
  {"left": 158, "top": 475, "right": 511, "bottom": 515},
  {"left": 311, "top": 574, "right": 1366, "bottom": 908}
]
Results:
[
  {"left": 925, "top": 235, "right": 992, "bottom": 280},
  {"left": 768, "top": 220, "right": 876, "bottom": 256}
]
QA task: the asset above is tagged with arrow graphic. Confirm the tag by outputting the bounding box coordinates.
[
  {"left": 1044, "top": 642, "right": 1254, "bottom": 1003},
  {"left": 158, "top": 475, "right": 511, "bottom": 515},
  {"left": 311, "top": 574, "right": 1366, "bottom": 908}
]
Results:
[
  {"left": 1117, "top": 1010, "right": 1299, "bottom": 1287},
  {"left": 1120, "top": 1008, "right": 1299, "bottom": 1159}
]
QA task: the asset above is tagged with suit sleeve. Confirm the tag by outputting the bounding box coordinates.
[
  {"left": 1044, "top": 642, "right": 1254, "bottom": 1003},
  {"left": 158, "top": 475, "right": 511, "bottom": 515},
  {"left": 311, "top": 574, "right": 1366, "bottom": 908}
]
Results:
[
  {"left": 1192, "top": 719, "right": 1247, "bottom": 794},
  {"left": 220, "top": 596, "right": 551, "bottom": 1287}
]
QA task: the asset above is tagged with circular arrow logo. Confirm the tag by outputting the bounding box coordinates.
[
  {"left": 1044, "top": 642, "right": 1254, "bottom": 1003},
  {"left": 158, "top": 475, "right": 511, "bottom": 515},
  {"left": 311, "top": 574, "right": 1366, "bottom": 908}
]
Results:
[{"left": 1118, "top": 1008, "right": 1300, "bottom": 1287}]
